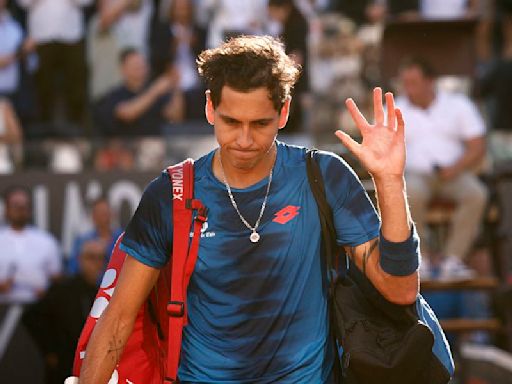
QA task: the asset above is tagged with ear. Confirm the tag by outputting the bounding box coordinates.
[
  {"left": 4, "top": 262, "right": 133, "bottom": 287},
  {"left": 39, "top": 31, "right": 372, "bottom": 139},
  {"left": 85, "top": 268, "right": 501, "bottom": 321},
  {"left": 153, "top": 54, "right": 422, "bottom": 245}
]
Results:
[
  {"left": 278, "top": 97, "right": 291, "bottom": 129},
  {"left": 205, "top": 90, "right": 215, "bottom": 125}
]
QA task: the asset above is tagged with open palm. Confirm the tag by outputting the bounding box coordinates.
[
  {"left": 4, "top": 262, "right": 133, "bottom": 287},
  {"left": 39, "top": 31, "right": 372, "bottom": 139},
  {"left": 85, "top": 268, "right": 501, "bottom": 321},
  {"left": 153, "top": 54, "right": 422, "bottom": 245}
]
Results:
[{"left": 335, "top": 88, "right": 406, "bottom": 179}]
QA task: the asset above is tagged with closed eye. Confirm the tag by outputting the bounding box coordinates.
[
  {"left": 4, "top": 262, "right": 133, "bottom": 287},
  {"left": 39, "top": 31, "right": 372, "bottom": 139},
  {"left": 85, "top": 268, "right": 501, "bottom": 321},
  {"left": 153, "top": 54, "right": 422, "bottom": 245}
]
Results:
[{"left": 253, "top": 119, "right": 273, "bottom": 127}]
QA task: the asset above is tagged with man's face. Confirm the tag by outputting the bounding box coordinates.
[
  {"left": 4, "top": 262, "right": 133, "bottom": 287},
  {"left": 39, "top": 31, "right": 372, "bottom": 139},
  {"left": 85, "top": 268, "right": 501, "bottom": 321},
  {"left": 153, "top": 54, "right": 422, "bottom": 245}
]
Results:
[
  {"left": 268, "top": 5, "right": 289, "bottom": 24},
  {"left": 171, "top": 0, "right": 193, "bottom": 23},
  {"left": 92, "top": 200, "right": 112, "bottom": 230},
  {"left": 400, "top": 66, "right": 434, "bottom": 106},
  {"left": 206, "top": 86, "right": 289, "bottom": 171},
  {"left": 79, "top": 242, "right": 106, "bottom": 285},
  {"left": 121, "top": 53, "right": 148, "bottom": 88},
  {"left": 5, "top": 190, "right": 31, "bottom": 230}
]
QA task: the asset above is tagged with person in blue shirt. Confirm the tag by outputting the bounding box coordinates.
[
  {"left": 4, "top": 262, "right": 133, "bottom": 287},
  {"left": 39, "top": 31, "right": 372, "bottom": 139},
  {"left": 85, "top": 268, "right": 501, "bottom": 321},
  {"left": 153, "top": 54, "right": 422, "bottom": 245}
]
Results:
[
  {"left": 79, "top": 35, "right": 420, "bottom": 383},
  {"left": 68, "top": 198, "right": 122, "bottom": 276}
]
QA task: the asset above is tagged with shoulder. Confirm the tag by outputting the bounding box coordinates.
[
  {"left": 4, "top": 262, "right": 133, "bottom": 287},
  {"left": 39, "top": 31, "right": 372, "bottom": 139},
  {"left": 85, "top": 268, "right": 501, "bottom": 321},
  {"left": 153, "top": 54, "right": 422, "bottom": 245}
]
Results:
[
  {"left": 314, "top": 149, "right": 357, "bottom": 180},
  {"left": 395, "top": 95, "right": 410, "bottom": 110},
  {"left": 439, "top": 91, "right": 475, "bottom": 110},
  {"left": 278, "top": 142, "right": 355, "bottom": 178},
  {"left": 27, "top": 227, "right": 60, "bottom": 249},
  {"left": 278, "top": 141, "right": 308, "bottom": 165},
  {"left": 142, "top": 169, "right": 173, "bottom": 200},
  {"left": 8, "top": 16, "right": 23, "bottom": 35}
]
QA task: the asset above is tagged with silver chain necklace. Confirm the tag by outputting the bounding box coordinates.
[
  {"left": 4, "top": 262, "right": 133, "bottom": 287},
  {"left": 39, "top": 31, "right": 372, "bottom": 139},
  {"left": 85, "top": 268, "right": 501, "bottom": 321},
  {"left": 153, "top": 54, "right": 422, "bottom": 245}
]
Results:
[{"left": 218, "top": 150, "right": 274, "bottom": 243}]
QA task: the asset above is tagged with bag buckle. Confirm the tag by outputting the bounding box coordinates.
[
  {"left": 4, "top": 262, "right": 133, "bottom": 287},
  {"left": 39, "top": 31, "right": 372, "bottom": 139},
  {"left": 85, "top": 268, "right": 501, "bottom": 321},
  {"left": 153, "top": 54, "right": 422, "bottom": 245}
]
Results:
[
  {"left": 167, "top": 301, "right": 184, "bottom": 317},
  {"left": 196, "top": 206, "right": 208, "bottom": 223}
]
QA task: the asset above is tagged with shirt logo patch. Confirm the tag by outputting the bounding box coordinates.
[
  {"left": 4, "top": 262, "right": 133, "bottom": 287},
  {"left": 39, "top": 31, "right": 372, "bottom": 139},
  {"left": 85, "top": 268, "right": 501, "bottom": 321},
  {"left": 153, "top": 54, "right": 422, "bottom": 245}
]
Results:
[
  {"left": 273, "top": 205, "right": 301, "bottom": 224},
  {"left": 190, "top": 221, "right": 216, "bottom": 238}
]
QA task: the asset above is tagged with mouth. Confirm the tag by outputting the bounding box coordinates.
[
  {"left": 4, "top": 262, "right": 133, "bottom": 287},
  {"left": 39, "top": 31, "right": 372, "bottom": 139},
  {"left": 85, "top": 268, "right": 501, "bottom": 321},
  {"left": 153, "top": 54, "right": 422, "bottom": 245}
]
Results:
[{"left": 230, "top": 148, "right": 257, "bottom": 159}]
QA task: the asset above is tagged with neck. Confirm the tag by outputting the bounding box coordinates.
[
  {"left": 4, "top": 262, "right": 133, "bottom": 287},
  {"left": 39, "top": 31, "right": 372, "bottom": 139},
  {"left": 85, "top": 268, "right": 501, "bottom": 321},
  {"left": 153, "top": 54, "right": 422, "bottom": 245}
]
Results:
[
  {"left": 125, "top": 80, "right": 144, "bottom": 93},
  {"left": 214, "top": 144, "right": 276, "bottom": 189},
  {"left": 96, "top": 226, "right": 111, "bottom": 238},
  {"left": 10, "top": 224, "right": 27, "bottom": 232},
  {"left": 413, "top": 90, "right": 435, "bottom": 109}
]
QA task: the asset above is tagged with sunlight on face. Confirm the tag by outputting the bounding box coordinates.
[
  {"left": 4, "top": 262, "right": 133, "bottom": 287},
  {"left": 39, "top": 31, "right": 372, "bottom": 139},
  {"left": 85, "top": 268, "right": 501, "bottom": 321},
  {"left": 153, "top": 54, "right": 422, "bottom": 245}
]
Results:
[{"left": 207, "top": 86, "right": 286, "bottom": 171}]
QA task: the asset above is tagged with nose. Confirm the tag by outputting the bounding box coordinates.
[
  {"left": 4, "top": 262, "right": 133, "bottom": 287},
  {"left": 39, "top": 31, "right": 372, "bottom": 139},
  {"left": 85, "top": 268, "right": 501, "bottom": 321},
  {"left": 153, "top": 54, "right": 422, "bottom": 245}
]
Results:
[{"left": 236, "top": 125, "right": 253, "bottom": 149}]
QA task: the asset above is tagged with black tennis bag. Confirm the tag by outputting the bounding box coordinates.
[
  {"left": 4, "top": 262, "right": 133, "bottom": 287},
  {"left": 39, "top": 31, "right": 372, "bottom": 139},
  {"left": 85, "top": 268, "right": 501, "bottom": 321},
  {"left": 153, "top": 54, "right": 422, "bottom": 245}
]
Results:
[{"left": 306, "top": 150, "right": 453, "bottom": 384}]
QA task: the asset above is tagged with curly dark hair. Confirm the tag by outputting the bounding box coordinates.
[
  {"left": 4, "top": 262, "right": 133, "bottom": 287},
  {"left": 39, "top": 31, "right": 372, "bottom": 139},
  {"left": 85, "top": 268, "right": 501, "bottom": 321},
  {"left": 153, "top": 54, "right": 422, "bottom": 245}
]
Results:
[{"left": 197, "top": 35, "right": 301, "bottom": 111}]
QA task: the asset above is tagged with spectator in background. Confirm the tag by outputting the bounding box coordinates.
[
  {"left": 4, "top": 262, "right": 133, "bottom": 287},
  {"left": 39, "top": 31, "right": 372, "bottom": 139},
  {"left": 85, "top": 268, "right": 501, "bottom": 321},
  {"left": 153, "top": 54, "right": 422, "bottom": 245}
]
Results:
[
  {"left": 94, "top": 48, "right": 181, "bottom": 137},
  {"left": 268, "top": 0, "right": 310, "bottom": 133},
  {"left": 68, "top": 198, "right": 122, "bottom": 275},
  {"left": 93, "top": 138, "right": 136, "bottom": 171},
  {"left": 151, "top": 0, "right": 207, "bottom": 121},
  {"left": 0, "top": 186, "right": 62, "bottom": 304},
  {"left": 0, "top": 98, "right": 22, "bottom": 173},
  {"left": 328, "top": 0, "right": 386, "bottom": 25},
  {"left": 0, "top": 0, "right": 23, "bottom": 102},
  {"left": 87, "top": 0, "right": 154, "bottom": 101},
  {"left": 199, "top": 0, "right": 268, "bottom": 48},
  {"left": 419, "top": 0, "right": 478, "bottom": 19},
  {"left": 396, "top": 57, "right": 488, "bottom": 280},
  {"left": 25, "top": 240, "right": 104, "bottom": 384},
  {"left": 17, "top": 0, "right": 93, "bottom": 127}
]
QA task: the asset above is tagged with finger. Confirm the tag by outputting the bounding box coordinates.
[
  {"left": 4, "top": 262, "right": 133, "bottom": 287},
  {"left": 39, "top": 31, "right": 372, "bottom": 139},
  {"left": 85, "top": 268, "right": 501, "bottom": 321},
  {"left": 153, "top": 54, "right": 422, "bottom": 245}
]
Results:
[
  {"left": 345, "top": 98, "right": 369, "bottom": 132},
  {"left": 373, "top": 87, "right": 384, "bottom": 126},
  {"left": 335, "top": 130, "right": 362, "bottom": 158},
  {"left": 385, "top": 92, "right": 396, "bottom": 131},
  {"left": 396, "top": 108, "right": 405, "bottom": 139}
]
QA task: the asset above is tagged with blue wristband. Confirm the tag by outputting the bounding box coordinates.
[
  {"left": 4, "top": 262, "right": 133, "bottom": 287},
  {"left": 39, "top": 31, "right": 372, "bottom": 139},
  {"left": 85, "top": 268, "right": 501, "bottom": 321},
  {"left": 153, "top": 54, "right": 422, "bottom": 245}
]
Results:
[{"left": 379, "top": 224, "right": 420, "bottom": 276}]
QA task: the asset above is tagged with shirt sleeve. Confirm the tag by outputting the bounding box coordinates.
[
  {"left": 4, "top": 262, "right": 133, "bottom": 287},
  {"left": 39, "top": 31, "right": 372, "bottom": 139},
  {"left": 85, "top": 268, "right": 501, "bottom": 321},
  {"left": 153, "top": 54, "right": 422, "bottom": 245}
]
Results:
[
  {"left": 120, "top": 172, "right": 173, "bottom": 268},
  {"left": 456, "top": 95, "right": 486, "bottom": 139},
  {"left": 317, "top": 151, "right": 381, "bottom": 247},
  {"left": 68, "top": 236, "right": 83, "bottom": 275},
  {"left": 46, "top": 235, "right": 62, "bottom": 277}
]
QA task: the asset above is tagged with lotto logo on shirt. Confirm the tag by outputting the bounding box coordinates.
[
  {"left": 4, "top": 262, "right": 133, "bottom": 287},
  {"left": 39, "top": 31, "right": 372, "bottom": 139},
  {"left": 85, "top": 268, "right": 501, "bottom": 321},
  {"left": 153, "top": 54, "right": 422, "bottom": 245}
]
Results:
[
  {"left": 190, "top": 221, "right": 216, "bottom": 238},
  {"left": 273, "top": 206, "right": 301, "bottom": 224}
]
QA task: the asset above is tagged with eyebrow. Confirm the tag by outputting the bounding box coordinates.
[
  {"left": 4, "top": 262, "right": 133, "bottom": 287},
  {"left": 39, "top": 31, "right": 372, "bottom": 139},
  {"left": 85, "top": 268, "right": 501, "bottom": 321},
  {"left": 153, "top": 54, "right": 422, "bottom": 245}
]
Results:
[{"left": 218, "top": 113, "right": 276, "bottom": 124}]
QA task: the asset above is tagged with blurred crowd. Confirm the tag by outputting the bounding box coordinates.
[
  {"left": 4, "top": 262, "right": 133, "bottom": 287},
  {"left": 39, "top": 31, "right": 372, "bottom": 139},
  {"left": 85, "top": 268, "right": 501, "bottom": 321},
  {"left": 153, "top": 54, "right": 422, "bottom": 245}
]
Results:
[
  {"left": 2, "top": 0, "right": 512, "bottom": 383},
  {"left": 0, "top": 0, "right": 510, "bottom": 171}
]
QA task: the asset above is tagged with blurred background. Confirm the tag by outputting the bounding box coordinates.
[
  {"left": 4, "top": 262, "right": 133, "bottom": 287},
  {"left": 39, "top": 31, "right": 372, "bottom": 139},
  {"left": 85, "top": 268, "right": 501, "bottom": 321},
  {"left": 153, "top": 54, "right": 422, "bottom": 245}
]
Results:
[{"left": 0, "top": 0, "right": 512, "bottom": 383}]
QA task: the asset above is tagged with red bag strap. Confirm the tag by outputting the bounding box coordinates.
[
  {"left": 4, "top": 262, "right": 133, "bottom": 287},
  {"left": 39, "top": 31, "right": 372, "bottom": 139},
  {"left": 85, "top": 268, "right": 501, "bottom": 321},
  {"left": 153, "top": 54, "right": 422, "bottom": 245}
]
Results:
[{"left": 165, "top": 159, "right": 207, "bottom": 383}]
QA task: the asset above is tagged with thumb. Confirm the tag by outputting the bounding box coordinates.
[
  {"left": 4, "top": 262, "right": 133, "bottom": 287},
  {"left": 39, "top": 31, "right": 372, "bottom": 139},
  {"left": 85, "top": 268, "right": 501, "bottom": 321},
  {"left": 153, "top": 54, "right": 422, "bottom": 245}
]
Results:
[{"left": 335, "top": 130, "right": 362, "bottom": 158}]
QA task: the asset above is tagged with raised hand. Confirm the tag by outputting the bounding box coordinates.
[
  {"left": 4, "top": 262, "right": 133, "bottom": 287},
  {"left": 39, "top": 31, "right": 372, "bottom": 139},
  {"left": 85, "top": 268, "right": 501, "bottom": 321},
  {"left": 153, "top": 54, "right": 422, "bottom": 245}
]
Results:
[{"left": 335, "top": 87, "right": 405, "bottom": 180}]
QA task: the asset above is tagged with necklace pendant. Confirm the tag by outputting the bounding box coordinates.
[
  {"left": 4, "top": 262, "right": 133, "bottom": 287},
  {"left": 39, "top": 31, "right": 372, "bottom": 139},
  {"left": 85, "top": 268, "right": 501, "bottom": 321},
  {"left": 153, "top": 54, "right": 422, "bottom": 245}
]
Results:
[{"left": 250, "top": 231, "right": 260, "bottom": 243}]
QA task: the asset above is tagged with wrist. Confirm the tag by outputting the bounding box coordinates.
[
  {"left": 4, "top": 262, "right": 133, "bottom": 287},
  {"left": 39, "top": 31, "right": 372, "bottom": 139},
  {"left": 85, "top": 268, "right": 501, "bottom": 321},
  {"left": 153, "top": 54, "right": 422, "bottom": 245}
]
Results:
[
  {"left": 379, "top": 223, "right": 420, "bottom": 276},
  {"left": 372, "top": 174, "right": 405, "bottom": 190}
]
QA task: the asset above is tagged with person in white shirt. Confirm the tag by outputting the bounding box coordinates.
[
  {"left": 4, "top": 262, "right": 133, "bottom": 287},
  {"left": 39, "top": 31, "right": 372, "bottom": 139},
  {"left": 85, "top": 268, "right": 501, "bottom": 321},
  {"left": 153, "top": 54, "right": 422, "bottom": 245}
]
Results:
[
  {"left": 420, "top": 0, "right": 478, "bottom": 19},
  {"left": 87, "top": 0, "right": 154, "bottom": 101},
  {"left": 198, "top": 0, "right": 268, "bottom": 48},
  {"left": 0, "top": 186, "right": 62, "bottom": 304},
  {"left": 396, "top": 57, "right": 488, "bottom": 279},
  {"left": 17, "top": 0, "right": 93, "bottom": 125}
]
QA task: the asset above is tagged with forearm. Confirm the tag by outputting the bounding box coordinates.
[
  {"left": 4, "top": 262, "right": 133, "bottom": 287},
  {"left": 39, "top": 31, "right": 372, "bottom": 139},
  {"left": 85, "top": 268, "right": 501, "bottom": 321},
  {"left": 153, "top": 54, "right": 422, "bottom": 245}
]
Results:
[
  {"left": 449, "top": 144, "right": 485, "bottom": 174},
  {"left": 373, "top": 175, "right": 411, "bottom": 242},
  {"left": 115, "top": 86, "right": 162, "bottom": 122},
  {"left": 80, "top": 306, "right": 135, "bottom": 383},
  {"left": 98, "top": 0, "right": 130, "bottom": 31},
  {"left": 3, "top": 103, "right": 23, "bottom": 144},
  {"left": 0, "top": 54, "right": 16, "bottom": 69},
  {"left": 370, "top": 176, "right": 418, "bottom": 304}
]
